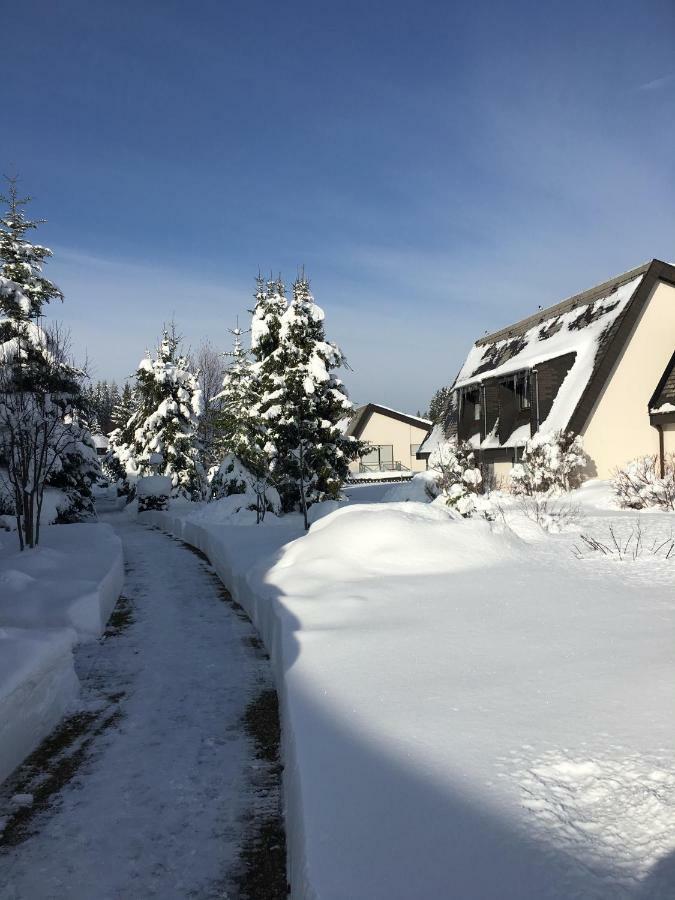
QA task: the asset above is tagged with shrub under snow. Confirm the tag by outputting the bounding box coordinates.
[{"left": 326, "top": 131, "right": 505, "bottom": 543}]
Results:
[
  {"left": 137, "top": 475, "right": 172, "bottom": 512},
  {"left": 432, "top": 441, "right": 490, "bottom": 518},
  {"left": 611, "top": 455, "right": 675, "bottom": 511},
  {"left": 208, "top": 453, "right": 280, "bottom": 522},
  {"left": 510, "top": 431, "right": 586, "bottom": 495}
]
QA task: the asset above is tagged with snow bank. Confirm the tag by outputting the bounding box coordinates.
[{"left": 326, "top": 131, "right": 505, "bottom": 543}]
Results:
[
  {"left": 0, "top": 627, "right": 79, "bottom": 785},
  {"left": 0, "top": 523, "right": 124, "bottom": 786},
  {"left": 0, "top": 524, "right": 124, "bottom": 641},
  {"left": 147, "top": 498, "right": 675, "bottom": 899},
  {"left": 382, "top": 469, "right": 440, "bottom": 502}
]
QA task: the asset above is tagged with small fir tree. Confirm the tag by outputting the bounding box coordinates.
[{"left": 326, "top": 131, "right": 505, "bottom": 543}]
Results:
[{"left": 121, "top": 327, "right": 204, "bottom": 497}]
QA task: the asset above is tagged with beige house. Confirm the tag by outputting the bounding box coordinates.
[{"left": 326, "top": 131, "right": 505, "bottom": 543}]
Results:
[
  {"left": 347, "top": 404, "right": 431, "bottom": 475},
  {"left": 441, "top": 259, "right": 675, "bottom": 481}
]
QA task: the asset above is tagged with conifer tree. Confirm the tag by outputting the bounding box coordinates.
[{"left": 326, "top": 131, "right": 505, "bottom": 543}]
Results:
[
  {"left": 0, "top": 179, "right": 99, "bottom": 545},
  {"left": 0, "top": 178, "right": 63, "bottom": 321},
  {"left": 208, "top": 323, "right": 280, "bottom": 520},
  {"left": 258, "top": 272, "right": 360, "bottom": 524},
  {"left": 119, "top": 327, "right": 204, "bottom": 497},
  {"left": 112, "top": 382, "right": 136, "bottom": 429},
  {"left": 215, "top": 324, "right": 260, "bottom": 465}
]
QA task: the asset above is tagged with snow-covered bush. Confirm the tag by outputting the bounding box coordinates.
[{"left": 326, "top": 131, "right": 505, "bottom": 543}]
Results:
[
  {"left": 432, "top": 441, "right": 489, "bottom": 518},
  {"left": 611, "top": 455, "right": 675, "bottom": 511},
  {"left": 510, "top": 431, "right": 586, "bottom": 495},
  {"left": 208, "top": 453, "right": 280, "bottom": 522},
  {"left": 137, "top": 475, "right": 172, "bottom": 512},
  {"left": 514, "top": 494, "right": 581, "bottom": 533}
]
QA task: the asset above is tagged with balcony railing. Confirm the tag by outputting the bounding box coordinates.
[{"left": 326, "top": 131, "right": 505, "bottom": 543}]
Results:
[{"left": 359, "top": 461, "right": 410, "bottom": 473}]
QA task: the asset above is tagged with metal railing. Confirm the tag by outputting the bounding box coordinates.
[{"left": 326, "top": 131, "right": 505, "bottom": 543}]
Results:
[{"left": 359, "top": 461, "right": 411, "bottom": 473}]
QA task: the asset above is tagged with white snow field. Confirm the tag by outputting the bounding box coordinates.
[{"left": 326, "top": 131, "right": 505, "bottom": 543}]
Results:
[
  {"left": 0, "top": 514, "right": 279, "bottom": 899},
  {"left": 147, "top": 486, "right": 675, "bottom": 900},
  {"left": 0, "top": 523, "right": 124, "bottom": 640},
  {"left": 0, "top": 523, "right": 124, "bottom": 785}
]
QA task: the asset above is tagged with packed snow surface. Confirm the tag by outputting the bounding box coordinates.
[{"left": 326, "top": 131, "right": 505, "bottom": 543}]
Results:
[
  {"left": 0, "top": 514, "right": 276, "bottom": 898},
  {"left": 151, "top": 489, "right": 675, "bottom": 899}
]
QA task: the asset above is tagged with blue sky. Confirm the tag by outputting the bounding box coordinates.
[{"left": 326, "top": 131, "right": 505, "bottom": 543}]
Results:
[{"left": 4, "top": 0, "right": 675, "bottom": 412}]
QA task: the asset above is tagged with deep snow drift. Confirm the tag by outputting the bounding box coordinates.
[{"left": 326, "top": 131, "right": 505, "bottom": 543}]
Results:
[
  {"left": 149, "top": 489, "right": 675, "bottom": 899},
  {"left": 0, "top": 523, "right": 124, "bottom": 786}
]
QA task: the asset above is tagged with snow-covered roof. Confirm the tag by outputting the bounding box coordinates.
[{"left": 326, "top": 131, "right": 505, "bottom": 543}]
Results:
[
  {"left": 452, "top": 261, "right": 669, "bottom": 435},
  {"left": 649, "top": 351, "right": 675, "bottom": 415},
  {"left": 416, "top": 423, "right": 448, "bottom": 457}
]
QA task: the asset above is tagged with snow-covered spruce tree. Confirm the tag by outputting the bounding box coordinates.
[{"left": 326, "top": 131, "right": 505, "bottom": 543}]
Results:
[
  {"left": 48, "top": 411, "right": 100, "bottom": 522},
  {"left": 251, "top": 273, "right": 288, "bottom": 363},
  {"left": 0, "top": 178, "right": 63, "bottom": 321},
  {"left": 0, "top": 313, "right": 94, "bottom": 547},
  {"left": 106, "top": 382, "right": 141, "bottom": 495},
  {"left": 426, "top": 384, "right": 454, "bottom": 425},
  {"left": 256, "top": 272, "right": 360, "bottom": 526},
  {"left": 0, "top": 181, "right": 99, "bottom": 546},
  {"left": 510, "top": 431, "right": 586, "bottom": 495},
  {"left": 122, "top": 327, "right": 204, "bottom": 498},
  {"left": 112, "top": 382, "right": 136, "bottom": 430},
  {"left": 208, "top": 323, "right": 279, "bottom": 520}
]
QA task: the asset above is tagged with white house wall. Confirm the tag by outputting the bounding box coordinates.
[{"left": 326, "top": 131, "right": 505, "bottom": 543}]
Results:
[
  {"left": 582, "top": 280, "right": 675, "bottom": 478},
  {"left": 349, "top": 411, "right": 429, "bottom": 473}
]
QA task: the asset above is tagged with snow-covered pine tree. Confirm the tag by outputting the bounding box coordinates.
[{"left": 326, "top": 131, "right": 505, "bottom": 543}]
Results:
[
  {"left": 250, "top": 274, "right": 288, "bottom": 363},
  {"left": 259, "top": 272, "right": 360, "bottom": 524},
  {"left": 209, "top": 323, "right": 280, "bottom": 519},
  {"left": 122, "top": 327, "right": 204, "bottom": 498},
  {"left": 215, "top": 324, "right": 260, "bottom": 466},
  {"left": 0, "top": 179, "right": 100, "bottom": 546},
  {"left": 0, "top": 177, "right": 63, "bottom": 321},
  {"left": 112, "top": 382, "right": 136, "bottom": 430}
]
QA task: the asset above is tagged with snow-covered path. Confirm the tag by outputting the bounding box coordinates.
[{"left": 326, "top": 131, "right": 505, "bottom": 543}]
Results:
[{"left": 0, "top": 514, "right": 284, "bottom": 899}]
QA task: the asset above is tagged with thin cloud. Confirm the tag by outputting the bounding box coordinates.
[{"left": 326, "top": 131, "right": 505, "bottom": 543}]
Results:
[{"left": 637, "top": 72, "right": 675, "bottom": 92}]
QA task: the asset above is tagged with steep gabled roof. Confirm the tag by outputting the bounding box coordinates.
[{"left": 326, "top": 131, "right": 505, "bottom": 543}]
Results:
[
  {"left": 650, "top": 350, "right": 675, "bottom": 415},
  {"left": 346, "top": 404, "right": 432, "bottom": 439},
  {"left": 453, "top": 259, "right": 675, "bottom": 435}
]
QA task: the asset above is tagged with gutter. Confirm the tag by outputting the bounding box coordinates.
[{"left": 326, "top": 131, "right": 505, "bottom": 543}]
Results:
[{"left": 655, "top": 422, "right": 665, "bottom": 478}]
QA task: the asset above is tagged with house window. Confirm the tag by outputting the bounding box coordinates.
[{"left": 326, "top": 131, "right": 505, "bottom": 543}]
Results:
[
  {"left": 360, "top": 444, "right": 395, "bottom": 471},
  {"left": 474, "top": 401, "right": 482, "bottom": 421},
  {"left": 516, "top": 374, "right": 531, "bottom": 410},
  {"left": 410, "top": 443, "right": 420, "bottom": 458}
]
